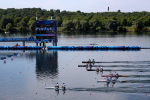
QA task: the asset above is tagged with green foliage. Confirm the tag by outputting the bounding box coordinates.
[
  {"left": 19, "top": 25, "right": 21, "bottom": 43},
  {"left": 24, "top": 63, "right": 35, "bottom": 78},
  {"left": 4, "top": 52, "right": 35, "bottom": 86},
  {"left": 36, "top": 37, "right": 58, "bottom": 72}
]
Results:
[
  {"left": 0, "top": 28, "right": 4, "bottom": 32},
  {"left": 121, "top": 18, "right": 127, "bottom": 26},
  {"left": 105, "top": 19, "right": 118, "bottom": 31},
  {"left": 29, "top": 17, "right": 36, "bottom": 21},
  {"left": 17, "top": 21, "right": 27, "bottom": 31},
  {"left": 22, "top": 16, "right": 30, "bottom": 24},
  {"left": 28, "top": 20, "right": 35, "bottom": 31},
  {"left": 14, "top": 17, "right": 22, "bottom": 26},
  {"left": 61, "top": 20, "right": 73, "bottom": 31},
  {"left": 132, "top": 20, "right": 144, "bottom": 31},
  {"left": 0, "top": 15, "right": 13, "bottom": 28},
  {"left": 89, "top": 19, "right": 98, "bottom": 30},
  {"left": 80, "top": 20, "right": 88, "bottom": 31},
  {"left": 39, "top": 16, "right": 45, "bottom": 20},
  {"left": 56, "top": 16, "right": 62, "bottom": 27},
  {"left": 73, "top": 19, "right": 80, "bottom": 31},
  {"left": 6, "top": 23, "right": 12, "bottom": 31},
  {"left": 1, "top": 8, "right": 150, "bottom": 32}
]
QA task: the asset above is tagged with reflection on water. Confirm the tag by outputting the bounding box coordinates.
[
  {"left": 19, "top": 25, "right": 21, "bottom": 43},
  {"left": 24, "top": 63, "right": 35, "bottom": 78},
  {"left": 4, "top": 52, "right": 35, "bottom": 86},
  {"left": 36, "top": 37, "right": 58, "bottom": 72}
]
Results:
[{"left": 36, "top": 50, "right": 58, "bottom": 80}]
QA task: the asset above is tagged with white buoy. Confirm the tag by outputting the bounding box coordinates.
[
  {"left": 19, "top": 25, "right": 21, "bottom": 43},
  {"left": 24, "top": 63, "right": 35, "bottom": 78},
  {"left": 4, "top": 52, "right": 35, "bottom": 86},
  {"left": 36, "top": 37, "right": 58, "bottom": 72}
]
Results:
[
  {"left": 11, "top": 56, "right": 13, "bottom": 60},
  {"left": 3, "top": 59, "right": 6, "bottom": 63},
  {"left": 17, "top": 54, "right": 20, "bottom": 58}
]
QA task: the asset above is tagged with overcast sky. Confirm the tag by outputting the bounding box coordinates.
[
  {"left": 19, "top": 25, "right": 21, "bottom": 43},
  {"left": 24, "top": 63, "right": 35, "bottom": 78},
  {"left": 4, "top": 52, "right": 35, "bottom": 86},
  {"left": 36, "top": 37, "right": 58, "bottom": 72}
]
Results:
[{"left": 0, "top": 0, "right": 149, "bottom": 13}]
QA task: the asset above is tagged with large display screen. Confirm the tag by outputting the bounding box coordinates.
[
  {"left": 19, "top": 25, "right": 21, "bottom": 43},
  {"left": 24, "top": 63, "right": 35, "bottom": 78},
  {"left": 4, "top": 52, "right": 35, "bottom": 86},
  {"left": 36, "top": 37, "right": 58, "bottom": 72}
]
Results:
[{"left": 35, "top": 20, "right": 55, "bottom": 25}]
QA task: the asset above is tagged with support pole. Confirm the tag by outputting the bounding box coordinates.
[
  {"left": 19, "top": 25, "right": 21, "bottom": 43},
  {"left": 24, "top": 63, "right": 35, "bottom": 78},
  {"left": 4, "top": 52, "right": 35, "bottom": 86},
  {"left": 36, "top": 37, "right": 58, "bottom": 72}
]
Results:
[
  {"left": 23, "top": 41, "right": 25, "bottom": 46},
  {"left": 40, "top": 43, "right": 41, "bottom": 46},
  {"left": 36, "top": 43, "right": 38, "bottom": 46}
]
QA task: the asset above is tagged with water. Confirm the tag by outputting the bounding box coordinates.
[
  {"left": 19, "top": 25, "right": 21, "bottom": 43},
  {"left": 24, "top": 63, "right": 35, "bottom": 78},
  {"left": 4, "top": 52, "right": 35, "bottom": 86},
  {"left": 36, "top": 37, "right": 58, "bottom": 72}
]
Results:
[{"left": 0, "top": 32, "right": 150, "bottom": 100}]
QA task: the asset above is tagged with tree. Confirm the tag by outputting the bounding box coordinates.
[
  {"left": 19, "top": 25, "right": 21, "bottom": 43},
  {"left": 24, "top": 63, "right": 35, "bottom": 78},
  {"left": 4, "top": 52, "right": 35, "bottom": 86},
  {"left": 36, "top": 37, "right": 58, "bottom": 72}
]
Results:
[
  {"left": 121, "top": 18, "right": 127, "bottom": 26},
  {"left": 132, "top": 20, "right": 144, "bottom": 31},
  {"left": 14, "top": 17, "right": 22, "bottom": 26},
  {"left": 6, "top": 23, "right": 12, "bottom": 31},
  {"left": 39, "top": 16, "right": 45, "bottom": 20},
  {"left": 28, "top": 20, "right": 35, "bottom": 31},
  {"left": 49, "top": 9, "right": 54, "bottom": 16},
  {"left": 55, "top": 9, "right": 60, "bottom": 14},
  {"left": 89, "top": 19, "right": 98, "bottom": 30},
  {"left": 0, "top": 15, "right": 13, "bottom": 28},
  {"left": 118, "top": 10, "right": 121, "bottom": 13},
  {"left": 73, "top": 19, "right": 80, "bottom": 31},
  {"left": 56, "top": 16, "right": 62, "bottom": 27},
  {"left": 61, "top": 20, "right": 73, "bottom": 31},
  {"left": 80, "top": 20, "right": 88, "bottom": 31},
  {"left": 29, "top": 17, "right": 36, "bottom": 21},
  {"left": 17, "top": 21, "right": 27, "bottom": 31},
  {"left": 105, "top": 19, "right": 118, "bottom": 31},
  {"left": 22, "top": 16, "right": 30, "bottom": 24}
]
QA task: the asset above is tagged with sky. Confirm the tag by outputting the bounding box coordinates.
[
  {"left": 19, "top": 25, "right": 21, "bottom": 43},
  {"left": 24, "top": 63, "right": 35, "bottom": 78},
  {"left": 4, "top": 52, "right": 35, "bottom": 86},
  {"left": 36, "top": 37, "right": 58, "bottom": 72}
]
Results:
[{"left": 0, "top": 0, "right": 150, "bottom": 13}]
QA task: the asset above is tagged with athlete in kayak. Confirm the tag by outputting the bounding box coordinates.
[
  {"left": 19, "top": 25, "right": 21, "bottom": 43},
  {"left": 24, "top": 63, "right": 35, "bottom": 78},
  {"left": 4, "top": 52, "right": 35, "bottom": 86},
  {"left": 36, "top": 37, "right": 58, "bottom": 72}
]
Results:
[
  {"left": 62, "top": 83, "right": 66, "bottom": 90},
  {"left": 55, "top": 83, "right": 59, "bottom": 88},
  {"left": 106, "top": 77, "right": 110, "bottom": 81},
  {"left": 109, "top": 72, "right": 113, "bottom": 76},
  {"left": 112, "top": 77, "right": 116, "bottom": 81},
  {"left": 115, "top": 71, "right": 119, "bottom": 79},
  {"left": 89, "top": 59, "right": 91, "bottom": 63},
  {"left": 86, "top": 63, "right": 88, "bottom": 70},
  {"left": 96, "top": 66, "right": 99, "bottom": 72},
  {"left": 100, "top": 66, "right": 103, "bottom": 72},
  {"left": 92, "top": 59, "right": 95, "bottom": 65},
  {"left": 115, "top": 71, "right": 119, "bottom": 76},
  {"left": 89, "top": 63, "right": 92, "bottom": 69}
]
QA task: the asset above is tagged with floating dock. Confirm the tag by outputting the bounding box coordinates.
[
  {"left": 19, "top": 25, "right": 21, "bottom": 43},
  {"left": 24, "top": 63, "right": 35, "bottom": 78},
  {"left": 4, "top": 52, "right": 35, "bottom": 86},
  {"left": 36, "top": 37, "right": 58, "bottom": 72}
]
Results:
[{"left": 0, "top": 46, "right": 142, "bottom": 50}]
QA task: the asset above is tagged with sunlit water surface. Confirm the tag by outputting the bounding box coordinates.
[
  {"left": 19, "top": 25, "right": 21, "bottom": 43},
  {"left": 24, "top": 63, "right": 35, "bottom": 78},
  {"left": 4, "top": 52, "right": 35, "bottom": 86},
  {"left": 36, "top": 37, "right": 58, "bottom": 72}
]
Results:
[{"left": 0, "top": 32, "right": 150, "bottom": 100}]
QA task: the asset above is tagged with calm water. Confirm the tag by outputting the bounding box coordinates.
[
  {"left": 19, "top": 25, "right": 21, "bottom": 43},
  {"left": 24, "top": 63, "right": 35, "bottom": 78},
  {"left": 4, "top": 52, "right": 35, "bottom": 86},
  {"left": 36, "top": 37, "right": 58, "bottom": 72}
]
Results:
[{"left": 0, "top": 32, "right": 150, "bottom": 100}]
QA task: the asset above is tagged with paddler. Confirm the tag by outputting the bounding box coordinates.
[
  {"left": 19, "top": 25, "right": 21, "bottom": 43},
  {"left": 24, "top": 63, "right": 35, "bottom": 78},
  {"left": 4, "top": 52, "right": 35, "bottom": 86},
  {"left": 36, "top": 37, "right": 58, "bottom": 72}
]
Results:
[
  {"left": 92, "top": 59, "right": 95, "bottom": 65},
  {"left": 89, "top": 63, "right": 92, "bottom": 69},
  {"left": 100, "top": 66, "right": 103, "bottom": 72},
  {"left": 62, "top": 83, "right": 66, "bottom": 90},
  {"left": 115, "top": 71, "right": 119, "bottom": 80},
  {"left": 96, "top": 66, "right": 99, "bottom": 72},
  {"left": 106, "top": 77, "right": 110, "bottom": 81},
  {"left": 115, "top": 71, "right": 119, "bottom": 76},
  {"left": 112, "top": 77, "right": 116, "bottom": 81},
  {"left": 55, "top": 82, "right": 59, "bottom": 88},
  {"left": 109, "top": 72, "right": 113, "bottom": 80},
  {"left": 89, "top": 59, "right": 91, "bottom": 63},
  {"left": 109, "top": 72, "right": 113, "bottom": 76},
  {"left": 86, "top": 63, "right": 88, "bottom": 69}
]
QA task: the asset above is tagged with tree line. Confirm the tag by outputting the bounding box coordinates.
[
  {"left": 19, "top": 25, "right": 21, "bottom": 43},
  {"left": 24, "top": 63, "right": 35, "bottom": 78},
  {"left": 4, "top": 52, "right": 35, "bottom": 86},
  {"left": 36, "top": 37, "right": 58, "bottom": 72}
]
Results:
[{"left": 0, "top": 8, "right": 149, "bottom": 32}]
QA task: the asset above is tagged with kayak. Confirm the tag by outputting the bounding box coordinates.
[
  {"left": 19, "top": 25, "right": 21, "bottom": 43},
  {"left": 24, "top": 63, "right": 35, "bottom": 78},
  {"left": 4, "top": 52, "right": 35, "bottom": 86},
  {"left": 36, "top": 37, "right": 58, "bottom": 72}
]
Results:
[
  {"left": 101, "top": 75, "right": 128, "bottom": 77},
  {"left": 45, "top": 87, "right": 66, "bottom": 90},
  {"left": 97, "top": 80, "right": 126, "bottom": 82}
]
